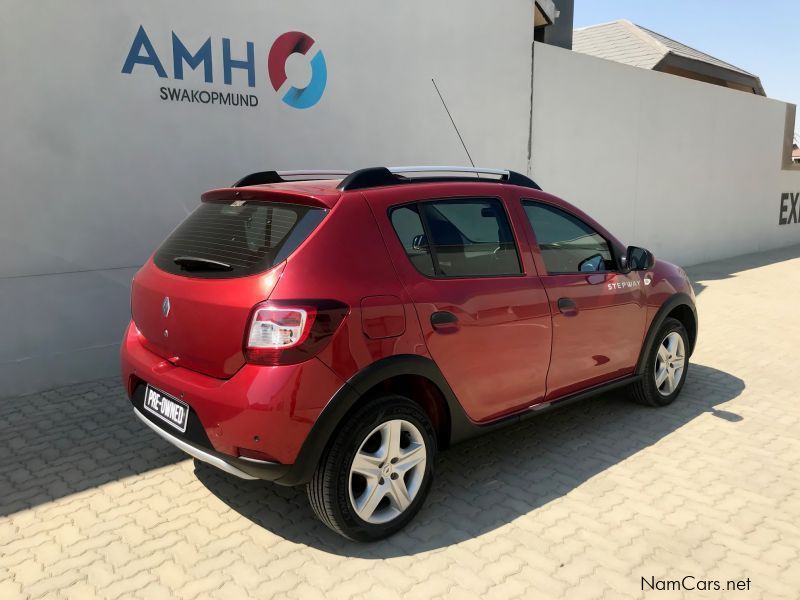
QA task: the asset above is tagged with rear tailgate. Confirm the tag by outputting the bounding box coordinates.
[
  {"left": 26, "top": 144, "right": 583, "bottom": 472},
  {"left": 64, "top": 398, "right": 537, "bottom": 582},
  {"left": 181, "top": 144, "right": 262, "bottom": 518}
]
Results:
[
  {"left": 132, "top": 262, "right": 284, "bottom": 378},
  {"left": 132, "top": 197, "right": 327, "bottom": 378}
]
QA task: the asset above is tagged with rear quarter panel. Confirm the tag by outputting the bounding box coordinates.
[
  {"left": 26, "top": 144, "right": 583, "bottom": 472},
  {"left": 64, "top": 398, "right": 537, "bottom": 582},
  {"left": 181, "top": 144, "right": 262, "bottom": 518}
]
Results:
[{"left": 268, "top": 192, "right": 428, "bottom": 388}]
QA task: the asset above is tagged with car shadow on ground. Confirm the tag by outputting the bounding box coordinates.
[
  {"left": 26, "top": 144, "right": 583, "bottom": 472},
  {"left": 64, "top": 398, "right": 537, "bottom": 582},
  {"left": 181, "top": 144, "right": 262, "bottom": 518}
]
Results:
[
  {"left": 0, "top": 378, "right": 186, "bottom": 517},
  {"left": 196, "top": 363, "right": 745, "bottom": 558}
]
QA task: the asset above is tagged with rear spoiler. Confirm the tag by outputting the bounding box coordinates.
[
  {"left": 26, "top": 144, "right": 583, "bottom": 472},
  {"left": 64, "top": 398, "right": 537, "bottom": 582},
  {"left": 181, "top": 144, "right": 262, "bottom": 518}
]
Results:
[
  {"left": 233, "top": 170, "right": 350, "bottom": 187},
  {"left": 201, "top": 187, "right": 336, "bottom": 209}
]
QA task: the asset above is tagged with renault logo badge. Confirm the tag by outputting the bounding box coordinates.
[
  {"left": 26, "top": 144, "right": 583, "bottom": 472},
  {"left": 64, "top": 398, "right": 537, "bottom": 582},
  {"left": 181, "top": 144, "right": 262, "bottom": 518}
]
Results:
[{"left": 162, "top": 296, "right": 171, "bottom": 318}]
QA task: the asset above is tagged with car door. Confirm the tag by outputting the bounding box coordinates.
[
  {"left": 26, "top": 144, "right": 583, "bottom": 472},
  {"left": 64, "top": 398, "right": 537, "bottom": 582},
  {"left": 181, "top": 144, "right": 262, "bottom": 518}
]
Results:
[
  {"left": 371, "top": 185, "right": 552, "bottom": 423},
  {"left": 521, "top": 200, "right": 648, "bottom": 400}
]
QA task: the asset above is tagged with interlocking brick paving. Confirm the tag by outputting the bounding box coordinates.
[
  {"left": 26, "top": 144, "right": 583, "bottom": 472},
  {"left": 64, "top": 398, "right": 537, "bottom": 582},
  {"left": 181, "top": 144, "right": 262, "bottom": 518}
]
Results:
[{"left": 2, "top": 245, "right": 799, "bottom": 599}]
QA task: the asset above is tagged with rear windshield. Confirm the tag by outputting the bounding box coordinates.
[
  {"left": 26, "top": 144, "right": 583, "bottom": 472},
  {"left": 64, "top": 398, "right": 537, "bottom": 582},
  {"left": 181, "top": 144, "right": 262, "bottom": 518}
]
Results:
[{"left": 153, "top": 200, "right": 327, "bottom": 278}]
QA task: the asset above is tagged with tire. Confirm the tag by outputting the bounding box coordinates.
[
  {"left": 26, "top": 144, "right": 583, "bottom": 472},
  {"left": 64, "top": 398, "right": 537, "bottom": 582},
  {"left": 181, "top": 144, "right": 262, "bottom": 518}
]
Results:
[
  {"left": 307, "top": 395, "right": 437, "bottom": 542},
  {"left": 630, "top": 317, "right": 690, "bottom": 407}
]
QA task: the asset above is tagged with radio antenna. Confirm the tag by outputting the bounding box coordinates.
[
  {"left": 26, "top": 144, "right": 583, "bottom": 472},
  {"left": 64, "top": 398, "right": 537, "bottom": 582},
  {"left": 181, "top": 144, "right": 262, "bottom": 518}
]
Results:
[{"left": 432, "top": 78, "right": 476, "bottom": 169}]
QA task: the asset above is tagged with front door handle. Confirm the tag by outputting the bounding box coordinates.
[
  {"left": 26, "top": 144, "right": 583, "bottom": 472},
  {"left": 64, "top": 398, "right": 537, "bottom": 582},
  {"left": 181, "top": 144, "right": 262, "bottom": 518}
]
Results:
[
  {"left": 431, "top": 310, "right": 459, "bottom": 330},
  {"left": 557, "top": 297, "right": 578, "bottom": 316}
]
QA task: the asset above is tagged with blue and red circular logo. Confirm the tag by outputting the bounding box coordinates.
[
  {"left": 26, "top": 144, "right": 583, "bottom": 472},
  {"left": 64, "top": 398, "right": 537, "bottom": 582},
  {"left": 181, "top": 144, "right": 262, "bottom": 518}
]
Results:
[{"left": 268, "top": 32, "right": 327, "bottom": 109}]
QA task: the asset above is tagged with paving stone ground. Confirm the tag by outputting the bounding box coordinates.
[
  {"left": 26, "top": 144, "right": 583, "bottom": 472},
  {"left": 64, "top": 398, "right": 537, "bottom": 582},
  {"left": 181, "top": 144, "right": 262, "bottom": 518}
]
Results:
[{"left": 2, "top": 245, "right": 800, "bottom": 599}]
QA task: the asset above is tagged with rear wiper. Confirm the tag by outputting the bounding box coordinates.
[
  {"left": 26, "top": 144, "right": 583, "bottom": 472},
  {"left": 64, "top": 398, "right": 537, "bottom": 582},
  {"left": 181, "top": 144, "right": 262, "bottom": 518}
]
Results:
[{"left": 173, "top": 256, "right": 233, "bottom": 271}]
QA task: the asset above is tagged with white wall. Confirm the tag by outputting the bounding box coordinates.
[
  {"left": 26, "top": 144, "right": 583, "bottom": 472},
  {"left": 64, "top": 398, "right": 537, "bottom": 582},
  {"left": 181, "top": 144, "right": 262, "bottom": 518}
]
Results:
[
  {"left": 530, "top": 42, "right": 800, "bottom": 267},
  {"left": 1, "top": 0, "right": 537, "bottom": 395},
  {"left": 4, "top": 5, "right": 800, "bottom": 396}
]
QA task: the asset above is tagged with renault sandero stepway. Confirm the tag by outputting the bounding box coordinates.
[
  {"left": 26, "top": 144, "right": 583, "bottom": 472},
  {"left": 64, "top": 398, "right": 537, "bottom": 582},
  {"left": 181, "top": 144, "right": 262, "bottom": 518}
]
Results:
[{"left": 121, "top": 166, "right": 697, "bottom": 541}]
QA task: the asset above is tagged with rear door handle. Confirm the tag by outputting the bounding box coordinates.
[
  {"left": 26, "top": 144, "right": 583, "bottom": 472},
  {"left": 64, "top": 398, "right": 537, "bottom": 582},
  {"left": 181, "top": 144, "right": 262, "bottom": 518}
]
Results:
[
  {"left": 431, "top": 310, "right": 459, "bottom": 330},
  {"left": 557, "top": 297, "right": 578, "bottom": 316}
]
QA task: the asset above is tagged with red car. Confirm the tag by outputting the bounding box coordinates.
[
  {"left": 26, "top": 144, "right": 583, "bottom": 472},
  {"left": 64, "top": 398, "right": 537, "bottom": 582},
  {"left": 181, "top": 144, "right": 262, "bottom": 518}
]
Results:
[{"left": 121, "top": 166, "right": 697, "bottom": 541}]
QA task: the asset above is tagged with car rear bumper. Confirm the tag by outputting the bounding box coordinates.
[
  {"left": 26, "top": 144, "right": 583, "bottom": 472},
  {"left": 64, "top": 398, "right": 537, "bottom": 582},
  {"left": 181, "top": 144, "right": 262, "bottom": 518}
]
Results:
[
  {"left": 120, "top": 321, "right": 346, "bottom": 483},
  {"left": 132, "top": 406, "right": 290, "bottom": 480},
  {"left": 135, "top": 407, "right": 255, "bottom": 480}
]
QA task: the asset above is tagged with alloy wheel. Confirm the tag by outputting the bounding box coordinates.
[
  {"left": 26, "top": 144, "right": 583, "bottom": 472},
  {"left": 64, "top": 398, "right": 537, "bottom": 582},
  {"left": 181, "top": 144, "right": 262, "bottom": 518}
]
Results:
[
  {"left": 348, "top": 419, "right": 427, "bottom": 524},
  {"left": 654, "top": 331, "right": 686, "bottom": 396}
]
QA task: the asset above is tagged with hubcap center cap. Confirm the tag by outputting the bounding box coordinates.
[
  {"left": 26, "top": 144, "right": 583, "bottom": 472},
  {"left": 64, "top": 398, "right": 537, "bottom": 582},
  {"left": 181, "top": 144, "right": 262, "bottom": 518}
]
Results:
[{"left": 382, "top": 464, "right": 393, "bottom": 477}]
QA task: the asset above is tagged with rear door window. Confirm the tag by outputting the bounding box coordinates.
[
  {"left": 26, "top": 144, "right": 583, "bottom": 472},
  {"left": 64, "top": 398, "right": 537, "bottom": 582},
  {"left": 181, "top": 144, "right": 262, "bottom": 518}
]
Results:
[
  {"left": 154, "top": 200, "right": 327, "bottom": 278},
  {"left": 390, "top": 197, "right": 522, "bottom": 278}
]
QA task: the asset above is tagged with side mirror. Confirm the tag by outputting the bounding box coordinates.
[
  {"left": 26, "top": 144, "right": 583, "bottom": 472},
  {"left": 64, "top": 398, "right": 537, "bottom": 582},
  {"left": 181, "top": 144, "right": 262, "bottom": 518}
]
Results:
[
  {"left": 624, "top": 246, "right": 655, "bottom": 272},
  {"left": 411, "top": 234, "right": 428, "bottom": 251}
]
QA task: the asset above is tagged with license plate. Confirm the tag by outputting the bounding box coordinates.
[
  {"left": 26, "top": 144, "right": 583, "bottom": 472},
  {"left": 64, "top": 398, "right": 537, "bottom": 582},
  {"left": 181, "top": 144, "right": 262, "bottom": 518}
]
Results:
[{"left": 142, "top": 385, "right": 189, "bottom": 433}]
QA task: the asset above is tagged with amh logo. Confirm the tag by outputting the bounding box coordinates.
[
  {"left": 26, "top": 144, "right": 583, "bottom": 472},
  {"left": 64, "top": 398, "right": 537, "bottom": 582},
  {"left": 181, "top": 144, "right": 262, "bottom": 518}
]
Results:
[
  {"left": 268, "top": 32, "right": 327, "bottom": 110},
  {"left": 121, "top": 26, "right": 327, "bottom": 109}
]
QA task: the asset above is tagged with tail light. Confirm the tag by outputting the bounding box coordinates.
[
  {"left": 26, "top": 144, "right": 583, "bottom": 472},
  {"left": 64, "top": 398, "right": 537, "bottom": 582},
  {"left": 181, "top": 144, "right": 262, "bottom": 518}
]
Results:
[
  {"left": 247, "top": 306, "right": 315, "bottom": 349},
  {"left": 244, "top": 300, "right": 348, "bottom": 365}
]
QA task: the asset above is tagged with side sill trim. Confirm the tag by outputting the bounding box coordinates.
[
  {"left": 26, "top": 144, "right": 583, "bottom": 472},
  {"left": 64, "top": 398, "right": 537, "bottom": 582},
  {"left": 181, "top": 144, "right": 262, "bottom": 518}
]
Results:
[
  {"left": 134, "top": 408, "right": 258, "bottom": 481},
  {"left": 525, "top": 374, "right": 640, "bottom": 418},
  {"left": 452, "top": 373, "right": 643, "bottom": 440}
]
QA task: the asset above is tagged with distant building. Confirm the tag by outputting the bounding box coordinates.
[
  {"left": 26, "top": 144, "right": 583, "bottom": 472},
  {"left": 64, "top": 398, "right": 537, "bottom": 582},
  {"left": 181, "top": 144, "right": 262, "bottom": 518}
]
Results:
[
  {"left": 535, "top": 0, "right": 574, "bottom": 50},
  {"left": 573, "top": 20, "right": 765, "bottom": 96},
  {"left": 792, "top": 144, "right": 800, "bottom": 165}
]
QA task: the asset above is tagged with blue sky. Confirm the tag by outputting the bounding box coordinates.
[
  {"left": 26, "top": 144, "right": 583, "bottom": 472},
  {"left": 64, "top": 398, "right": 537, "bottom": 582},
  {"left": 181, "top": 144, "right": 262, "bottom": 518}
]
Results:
[{"left": 574, "top": 0, "right": 799, "bottom": 113}]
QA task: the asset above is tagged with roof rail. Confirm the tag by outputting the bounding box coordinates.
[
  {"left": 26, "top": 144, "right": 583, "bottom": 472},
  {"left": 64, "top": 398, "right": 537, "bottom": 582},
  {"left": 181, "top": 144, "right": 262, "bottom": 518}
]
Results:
[
  {"left": 338, "top": 166, "right": 541, "bottom": 191},
  {"left": 233, "top": 170, "right": 351, "bottom": 187},
  {"left": 232, "top": 166, "right": 542, "bottom": 191}
]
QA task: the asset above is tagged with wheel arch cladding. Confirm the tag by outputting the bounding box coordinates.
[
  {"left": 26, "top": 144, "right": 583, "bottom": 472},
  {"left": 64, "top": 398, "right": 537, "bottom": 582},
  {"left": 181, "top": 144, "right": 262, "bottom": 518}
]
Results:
[
  {"left": 356, "top": 374, "right": 450, "bottom": 450},
  {"left": 636, "top": 293, "right": 698, "bottom": 376},
  {"left": 335, "top": 355, "right": 462, "bottom": 451},
  {"left": 283, "top": 355, "right": 470, "bottom": 486},
  {"left": 667, "top": 303, "right": 697, "bottom": 354}
]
